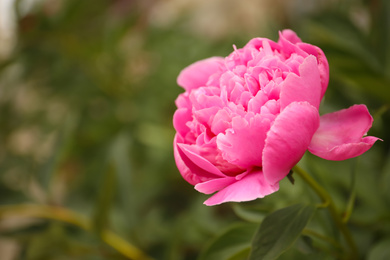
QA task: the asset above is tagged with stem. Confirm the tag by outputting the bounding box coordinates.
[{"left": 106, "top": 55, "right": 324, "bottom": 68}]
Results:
[
  {"left": 0, "top": 204, "right": 153, "bottom": 260},
  {"left": 293, "top": 165, "right": 358, "bottom": 259},
  {"left": 342, "top": 190, "right": 356, "bottom": 224},
  {"left": 343, "top": 158, "right": 358, "bottom": 223}
]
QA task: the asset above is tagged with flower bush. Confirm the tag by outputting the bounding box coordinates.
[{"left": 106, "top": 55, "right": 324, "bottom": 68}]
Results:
[{"left": 173, "top": 29, "right": 379, "bottom": 206}]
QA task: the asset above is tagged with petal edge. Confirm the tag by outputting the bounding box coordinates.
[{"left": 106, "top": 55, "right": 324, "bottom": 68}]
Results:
[
  {"left": 263, "top": 102, "right": 320, "bottom": 185},
  {"left": 308, "top": 105, "right": 379, "bottom": 160}
]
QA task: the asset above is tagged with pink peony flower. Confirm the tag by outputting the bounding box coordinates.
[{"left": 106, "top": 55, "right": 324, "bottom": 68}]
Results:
[{"left": 173, "top": 29, "right": 379, "bottom": 206}]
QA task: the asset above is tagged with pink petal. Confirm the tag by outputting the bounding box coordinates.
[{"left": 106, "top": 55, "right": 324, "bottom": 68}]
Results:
[
  {"left": 200, "top": 169, "right": 279, "bottom": 206},
  {"left": 216, "top": 114, "right": 271, "bottom": 168},
  {"left": 178, "top": 143, "right": 226, "bottom": 178},
  {"left": 263, "top": 102, "right": 320, "bottom": 185},
  {"left": 297, "top": 42, "right": 329, "bottom": 98},
  {"left": 210, "top": 109, "right": 232, "bottom": 135},
  {"left": 245, "top": 37, "right": 281, "bottom": 53},
  {"left": 173, "top": 94, "right": 192, "bottom": 135},
  {"left": 279, "top": 29, "right": 329, "bottom": 99},
  {"left": 174, "top": 134, "right": 198, "bottom": 185},
  {"left": 194, "top": 177, "right": 237, "bottom": 194},
  {"left": 308, "top": 105, "right": 380, "bottom": 160},
  {"left": 173, "top": 108, "right": 190, "bottom": 137},
  {"left": 248, "top": 90, "right": 268, "bottom": 113},
  {"left": 174, "top": 135, "right": 225, "bottom": 185},
  {"left": 278, "top": 30, "right": 308, "bottom": 58},
  {"left": 280, "top": 55, "right": 322, "bottom": 110},
  {"left": 280, "top": 29, "right": 302, "bottom": 44},
  {"left": 177, "top": 57, "right": 225, "bottom": 91}
]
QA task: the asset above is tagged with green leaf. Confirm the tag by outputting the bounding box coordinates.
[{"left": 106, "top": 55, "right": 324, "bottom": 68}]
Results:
[
  {"left": 232, "top": 203, "right": 270, "bottom": 223},
  {"left": 198, "top": 222, "right": 258, "bottom": 260},
  {"left": 248, "top": 204, "right": 316, "bottom": 260}
]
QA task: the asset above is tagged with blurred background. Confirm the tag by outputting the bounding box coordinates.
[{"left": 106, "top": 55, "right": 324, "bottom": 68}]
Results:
[{"left": 0, "top": 0, "right": 389, "bottom": 259}]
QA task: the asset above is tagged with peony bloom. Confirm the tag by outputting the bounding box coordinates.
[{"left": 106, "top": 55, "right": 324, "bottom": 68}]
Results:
[{"left": 173, "top": 30, "right": 379, "bottom": 206}]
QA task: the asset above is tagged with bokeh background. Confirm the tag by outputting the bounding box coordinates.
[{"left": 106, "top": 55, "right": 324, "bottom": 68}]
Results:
[{"left": 0, "top": 0, "right": 389, "bottom": 259}]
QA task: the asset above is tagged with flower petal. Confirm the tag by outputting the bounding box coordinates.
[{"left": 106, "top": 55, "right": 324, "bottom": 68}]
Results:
[
  {"left": 296, "top": 42, "right": 329, "bottom": 97},
  {"left": 280, "top": 55, "right": 322, "bottom": 110},
  {"left": 279, "top": 29, "right": 329, "bottom": 98},
  {"left": 177, "top": 57, "right": 224, "bottom": 91},
  {"left": 200, "top": 169, "right": 279, "bottom": 206},
  {"left": 216, "top": 114, "right": 271, "bottom": 168},
  {"left": 308, "top": 105, "right": 380, "bottom": 160},
  {"left": 280, "top": 29, "right": 302, "bottom": 44},
  {"left": 174, "top": 135, "right": 225, "bottom": 185},
  {"left": 263, "top": 102, "right": 320, "bottom": 185},
  {"left": 278, "top": 30, "right": 308, "bottom": 58},
  {"left": 178, "top": 142, "right": 226, "bottom": 177},
  {"left": 194, "top": 177, "right": 237, "bottom": 195}
]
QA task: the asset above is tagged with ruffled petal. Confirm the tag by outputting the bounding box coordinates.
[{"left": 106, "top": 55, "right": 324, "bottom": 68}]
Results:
[
  {"left": 216, "top": 114, "right": 271, "bottom": 168},
  {"left": 200, "top": 169, "right": 279, "bottom": 206},
  {"left": 308, "top": 105, "right": 380, "bottom": 160},
  {"left": 263, "top": 102, "right": 320, "bottom": 185},
  {"left": 177, "top": 57, "right": 225, "bottom": 91},
  {"left": 280, "top": 55, "right": 322, "bottom": 110}
]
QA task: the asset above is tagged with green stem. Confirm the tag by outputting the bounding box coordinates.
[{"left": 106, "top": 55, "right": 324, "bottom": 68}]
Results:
[
  {"left": 293, "top": 165, "right": 358, "bottom": 259},
  {"left": 343, "top": 158, "right": 359, "bottom": 223},
  {"left": 0, "top": 204, "right": 153, "bottom": 260}
]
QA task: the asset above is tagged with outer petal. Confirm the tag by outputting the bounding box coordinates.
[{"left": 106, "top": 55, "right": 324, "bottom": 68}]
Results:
[
  {"left": 263, "top": 102, "right": 320, "bottom": 185},
  {"left": 308, "top": 105, "right": 380, "bottom": 160},
  {"left": 174, "top": 134, "right": 196, "bottom": 185},
  {"left": 279, "top": 29, "right": 329, "bottom": 98},
  {"left": 278, "top": 30, "right": 308, "bottom": 58},
  {"left": 173, "top": 108, "right": 191, "bottom": 137},
  {"left": 177, "top": 57, "right": 224, "bottom": 91},
  {"left": 280, "top": 29, "right": 302, "bottom": 44},
  {"left": 178, "top": 142, "right": 226, "bottom": 177},
  {"left": 174, "top": 135, "right": 225, "bottom": 185},
  {"left": 194, "top": 177, "right": 237, "bottom": 195},
  {"left": 280, "top": 55, "right": 322, "bottom": 110},
  {"left": 173, "top": 94, "right": 193, "bottom": 137},
  {"left": 297, "top": 42, "right": 329, "bottom": 97},
  {"left": 197, "top": 169, "right": 279, "bottom": 206}
]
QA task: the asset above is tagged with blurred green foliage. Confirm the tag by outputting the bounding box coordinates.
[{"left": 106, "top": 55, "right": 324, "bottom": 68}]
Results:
[{"left": 0, "top": 0, "right": 389, "bottom": 259}]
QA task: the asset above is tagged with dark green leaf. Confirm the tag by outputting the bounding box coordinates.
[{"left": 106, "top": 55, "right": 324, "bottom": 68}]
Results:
[
  {"left": 232, "top": 203, "right": 270, "bottom": 223},
  {"left": 248, "top": 204, "right": 316, "bottom": 260},
  {"left": 198, "top": 222, "right": 258, "bottom": 260}
]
